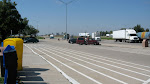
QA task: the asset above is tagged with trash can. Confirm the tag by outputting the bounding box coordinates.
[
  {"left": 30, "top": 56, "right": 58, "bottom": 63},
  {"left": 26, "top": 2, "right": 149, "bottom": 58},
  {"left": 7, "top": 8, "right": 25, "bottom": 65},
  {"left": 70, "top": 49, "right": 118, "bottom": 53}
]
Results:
[
  {"left": 3, "top": 38, "right": 23, "bottom": 70},
  {"left": 3, "top": 45, "right": 17, "bottom": 84},
  {"left": 142, "top": 39, "right": 148, "bottom": 47}
]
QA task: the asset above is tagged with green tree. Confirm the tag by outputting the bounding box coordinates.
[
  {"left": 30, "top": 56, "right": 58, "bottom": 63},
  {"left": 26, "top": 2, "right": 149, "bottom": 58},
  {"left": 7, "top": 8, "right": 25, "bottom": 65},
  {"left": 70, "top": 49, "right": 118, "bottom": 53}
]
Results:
[
  {"left": 0, "top": 0, "right": 24, "bottom": 41},
  {"left": 145, "top": 28, "right": 149, "bottom": 32},
  {"left": 22, "top": 25, "right": 39, "bottom": 37},
  {"left": 21, "top": 18, "right": 29, "bottom": 38},
  {"left": 28, "top": 25, "right": 39, "bottom": 37},
  {"left": 133, "top": 24, "right": 144, "bottom": 33},
  {"left": 120, "top": 28, "right": 126, "bottom": 30},
  {"left": 22, "top": 25, "right": 30, "bottom": 38},
  {"left": 110, "top": 31, "right": 112, "bottom": 34}
]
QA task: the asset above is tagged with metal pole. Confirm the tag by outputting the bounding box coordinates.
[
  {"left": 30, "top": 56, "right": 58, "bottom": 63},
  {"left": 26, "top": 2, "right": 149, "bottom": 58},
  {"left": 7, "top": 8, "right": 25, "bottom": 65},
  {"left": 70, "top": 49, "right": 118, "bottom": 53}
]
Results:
[
  {"left": 11, "top": 30, "right": 12, "bottom": 37},
  {"left": 58, "top": 0, "right": 76, "bottom": 40},
  {"left": 37, "top": 21, "right": 38, "bottom": 36},
  {"left": 66, "top": 4, "right": 68, "bottom": 40}
]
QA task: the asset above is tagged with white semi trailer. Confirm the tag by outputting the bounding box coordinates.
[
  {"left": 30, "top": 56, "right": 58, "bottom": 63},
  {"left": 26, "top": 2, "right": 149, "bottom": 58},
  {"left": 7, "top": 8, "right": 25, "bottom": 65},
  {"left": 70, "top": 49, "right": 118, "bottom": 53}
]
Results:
[
  {"left": 92, "top": 32, "right": 101, "bottom": 41},
  {"left": 113, "top": 29, "right": 139, "bottom": 42},
  {"left": 79, "top": 33, "right": 90, "bottom": 37}
]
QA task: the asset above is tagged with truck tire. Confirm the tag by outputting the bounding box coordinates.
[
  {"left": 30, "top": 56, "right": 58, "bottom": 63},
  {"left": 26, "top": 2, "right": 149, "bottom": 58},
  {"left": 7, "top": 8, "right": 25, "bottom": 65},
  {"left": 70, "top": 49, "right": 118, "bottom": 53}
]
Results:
[
  {"left": 127, "top": 40, "right": 131, "bottom": 43},
  {"left": 79, "top": 43, "right": 83, "bottom": 45}
]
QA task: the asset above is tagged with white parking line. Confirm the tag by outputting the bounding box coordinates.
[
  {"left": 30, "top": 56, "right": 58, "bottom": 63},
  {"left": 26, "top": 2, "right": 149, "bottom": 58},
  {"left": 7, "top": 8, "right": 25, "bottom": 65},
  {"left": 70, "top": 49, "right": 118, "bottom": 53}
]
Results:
[
  {"left": 26, "top": 44, "right": 103, "bottom": 84},
  {"left": 143, "top": 78, "right": 150, "bottom": 84},
  {"left": 24, "top": 44, "right": 80, "bottom": 84},
  {"left": 38, "top": 44, "right": 150, "bottom": 69},
  {"left": 89, "top": 45, "right": 149, "bottom": 56},
  {"left": 37, "top": 47, "right": 128, "bottom": 84},
  {"left": 88, "top": 45, "right": 150, "bottom": 69},
  {"left": 37, "top": 45, "right": 150, "bottom": 77},
  {"left": 41, "top": 45, "right": 150, "bottom": 73},
  {"left": 40, "top": 46, "right": 145, "bottom": 82}
]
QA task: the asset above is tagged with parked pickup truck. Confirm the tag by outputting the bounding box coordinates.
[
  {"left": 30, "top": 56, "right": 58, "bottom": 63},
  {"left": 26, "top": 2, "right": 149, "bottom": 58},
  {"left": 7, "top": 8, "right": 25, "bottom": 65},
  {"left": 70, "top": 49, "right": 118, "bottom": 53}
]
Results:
[
  {"left": 85, "top": 38, "right": 100, "bottom": 45},
  {"left": 68, "top": 38, "right": 77, "bottom": 44},
  {"left": 76, "top": 37, "right": 99, "bottom": 45}
]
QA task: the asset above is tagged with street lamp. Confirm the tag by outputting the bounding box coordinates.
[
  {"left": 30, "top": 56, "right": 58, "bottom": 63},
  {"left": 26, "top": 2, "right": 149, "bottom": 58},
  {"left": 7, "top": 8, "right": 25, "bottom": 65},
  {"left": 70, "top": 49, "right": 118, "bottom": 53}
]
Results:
[{"left": 59, "top": 0, "right": 75, "bottom": 40}]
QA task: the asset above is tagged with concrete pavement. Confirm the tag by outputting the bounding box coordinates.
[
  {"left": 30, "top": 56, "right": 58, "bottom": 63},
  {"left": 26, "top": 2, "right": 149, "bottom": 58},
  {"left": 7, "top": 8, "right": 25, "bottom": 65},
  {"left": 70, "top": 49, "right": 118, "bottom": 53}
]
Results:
[
  {"left": 19, "top": 38, "right": 150, "bottom": 84},
  {"left": 18, "top": 45, "right": 71, "bottom": 84}
]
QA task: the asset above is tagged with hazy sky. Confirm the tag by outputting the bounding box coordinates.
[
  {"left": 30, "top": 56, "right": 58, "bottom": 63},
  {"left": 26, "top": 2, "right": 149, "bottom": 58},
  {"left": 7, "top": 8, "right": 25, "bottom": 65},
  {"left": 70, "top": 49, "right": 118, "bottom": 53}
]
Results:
[{"left": 11, "top": 0, "right": 150, "bottom": 35}]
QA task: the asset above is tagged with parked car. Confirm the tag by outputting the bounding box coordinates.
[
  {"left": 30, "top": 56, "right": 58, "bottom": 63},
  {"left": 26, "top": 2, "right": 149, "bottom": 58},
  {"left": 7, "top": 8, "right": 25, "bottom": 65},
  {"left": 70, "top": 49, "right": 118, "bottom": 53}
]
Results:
[
  {"left": 76, "top": 37, "right": 85, "bottom": 45},
  {"left": 24, "top": 37, "right": 39, "bottom": 43},
  {"left": 68, "top": 38, "right": 77, "bottom": 44}
]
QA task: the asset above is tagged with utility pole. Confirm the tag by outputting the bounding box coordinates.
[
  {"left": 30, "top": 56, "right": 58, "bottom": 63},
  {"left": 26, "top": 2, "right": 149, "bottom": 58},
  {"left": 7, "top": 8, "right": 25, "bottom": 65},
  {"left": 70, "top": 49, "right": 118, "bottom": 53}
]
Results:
[
  {"left": 36, "top": 21, "right": 39, "bottom": 36},
  {"left": 11, "top": 30, "right": 12, "bottom": 37},
  {"left": 59, "top": 0, "right": 76, "bottom": 40}
]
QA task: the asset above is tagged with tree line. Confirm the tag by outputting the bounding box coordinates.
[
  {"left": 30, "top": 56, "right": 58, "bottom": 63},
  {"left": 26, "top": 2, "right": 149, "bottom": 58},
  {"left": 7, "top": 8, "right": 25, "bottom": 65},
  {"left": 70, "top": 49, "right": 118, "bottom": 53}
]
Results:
[{"left": 0, "top": 0, "right": 39, "bottom": 41}]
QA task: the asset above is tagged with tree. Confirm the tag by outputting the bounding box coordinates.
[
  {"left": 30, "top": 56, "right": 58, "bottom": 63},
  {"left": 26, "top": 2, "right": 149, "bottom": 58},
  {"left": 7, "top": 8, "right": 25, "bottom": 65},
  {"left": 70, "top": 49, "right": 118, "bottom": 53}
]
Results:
[
  {"left": 120, "top": 28, "right": 126, "bottom": 30},
  {"left": 0, "top": 0, "right": 24, "bottom": 41},
  {"left": 22, "top": 25, "right": 30, "bottom": 38},
  {"left": 110, "top": 31, "right": 112, "bottom": 34},
  {"left": 22, "top": 25, "right": 39, "bottom": 37},
  {"left": 21, "top": 18, "right": 29, "bottom": 37},
  {"left": 29, "top": 26, "right": 39, "bottom": 37},
  {"left": 133, "top": 24, "right": 144, "bottom": 33},
  {"left": 145, "top": 28, "right": 149, "bottom": 32}
]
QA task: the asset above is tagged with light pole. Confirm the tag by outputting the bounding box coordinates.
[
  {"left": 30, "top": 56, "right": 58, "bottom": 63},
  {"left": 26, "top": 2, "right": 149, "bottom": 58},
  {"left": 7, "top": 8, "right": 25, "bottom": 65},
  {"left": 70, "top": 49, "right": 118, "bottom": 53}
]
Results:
[{"left": 59, "top": 0, "right": 75, "bottom": 40}]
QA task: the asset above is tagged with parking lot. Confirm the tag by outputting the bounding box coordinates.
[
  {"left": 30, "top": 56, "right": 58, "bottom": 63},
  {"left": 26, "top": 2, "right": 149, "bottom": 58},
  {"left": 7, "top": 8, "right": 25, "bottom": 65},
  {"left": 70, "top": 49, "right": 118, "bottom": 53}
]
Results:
[{"left": 23, "top": 38, "right": 150, "bottom": 84}]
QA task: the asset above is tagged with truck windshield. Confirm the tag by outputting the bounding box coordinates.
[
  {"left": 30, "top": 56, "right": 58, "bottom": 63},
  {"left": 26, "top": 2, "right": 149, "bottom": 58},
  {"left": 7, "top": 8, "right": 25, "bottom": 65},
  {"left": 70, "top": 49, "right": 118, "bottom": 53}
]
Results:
[
  {"left": 130, "top": 34, "right": 137, "bottom": 36},
  {"left": 78, "top": 38, "right": 84, "bottom": 40}
]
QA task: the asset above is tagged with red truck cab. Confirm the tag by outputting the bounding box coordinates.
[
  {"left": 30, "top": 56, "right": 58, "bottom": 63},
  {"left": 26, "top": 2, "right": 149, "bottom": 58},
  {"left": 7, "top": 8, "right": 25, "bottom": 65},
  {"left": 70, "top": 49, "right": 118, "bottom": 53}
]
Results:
[
  {"left": 85, "top": 38, "right": 99, "bottom": 45},
  {"left": 76, "top": 37, "right": 99, "bottom": 45},
  {"left": 76, "top": 37, "right": 85, "bottom": 45}
]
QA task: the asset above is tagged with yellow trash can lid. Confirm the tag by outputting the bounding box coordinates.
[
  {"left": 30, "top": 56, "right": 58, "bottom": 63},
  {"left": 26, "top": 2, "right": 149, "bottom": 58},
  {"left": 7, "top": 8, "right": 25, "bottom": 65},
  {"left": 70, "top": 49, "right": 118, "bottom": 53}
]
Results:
[{"left": 4, "top": 38, "right": 23, "bottom": 42}]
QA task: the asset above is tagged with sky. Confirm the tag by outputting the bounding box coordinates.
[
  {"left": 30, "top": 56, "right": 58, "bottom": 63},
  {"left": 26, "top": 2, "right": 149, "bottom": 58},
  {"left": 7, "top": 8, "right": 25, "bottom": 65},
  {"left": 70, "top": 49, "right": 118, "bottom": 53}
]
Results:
[{"left": 9, "top": 0, "right": 150, "bottom": 35}]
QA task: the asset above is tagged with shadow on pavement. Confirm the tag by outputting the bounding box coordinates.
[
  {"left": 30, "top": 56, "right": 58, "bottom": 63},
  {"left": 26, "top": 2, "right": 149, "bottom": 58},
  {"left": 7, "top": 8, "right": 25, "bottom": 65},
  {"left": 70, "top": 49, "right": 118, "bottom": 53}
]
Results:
[{"left": 18, "top": 66, "right": 49, "bottom": 84}]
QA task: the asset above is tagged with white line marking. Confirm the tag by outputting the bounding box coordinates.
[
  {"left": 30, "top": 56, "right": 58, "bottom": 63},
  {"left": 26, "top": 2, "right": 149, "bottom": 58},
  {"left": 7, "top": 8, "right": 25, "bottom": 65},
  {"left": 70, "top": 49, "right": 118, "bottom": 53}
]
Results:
[
  {"left": 143, "top": 78, "right": 150, "bottom": 84},
  {"left": 41, "top": 45, "right": 150, "bottom": 72},
  {"left": 26, "top": 44, "right": 102, "bottom": 84},
  {"left": 41, "top": 46, "right": 145, "bottom": 82},
  {"left": 88, "top": 45, "right": 150, "bottom": 69},
  {"left": 37, "top": 47, "right": 128, "bottom": 84},
  {"left": 24, "top": 44, "right": 80, "bottom": 84},
  {"left": 38, "top": 44, "right": 150, "bottom": 69},
  {"left": 90, "top": 45, "right": 148, "bottom": 56},
  {"left": 38, "top": 45, "right": 150, "bottom": 77}
]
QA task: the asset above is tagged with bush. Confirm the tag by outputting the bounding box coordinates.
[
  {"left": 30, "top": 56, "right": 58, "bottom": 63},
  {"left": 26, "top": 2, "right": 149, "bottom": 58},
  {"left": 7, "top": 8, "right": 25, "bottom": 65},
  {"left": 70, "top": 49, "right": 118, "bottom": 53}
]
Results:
[
  {"left": 0, "top": 77, "right": 4, "bottom": 83},
  {"left": 101, "top": 36, "right": 113, "bottom": 40},
  {"left": 36, "top": 36, "right": 45, "bottom": 39}
]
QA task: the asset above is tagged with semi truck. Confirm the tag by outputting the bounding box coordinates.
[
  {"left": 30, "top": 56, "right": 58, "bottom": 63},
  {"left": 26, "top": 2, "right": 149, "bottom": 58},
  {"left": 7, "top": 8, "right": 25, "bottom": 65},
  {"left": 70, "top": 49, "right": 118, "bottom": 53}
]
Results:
[
  {"left": 92, "top": 32, "right": 101, "bottom": 41},
  {"left": 113, "top": 29, "right": 139, "bottom": 42},
  {"left": 137, "top": 32, "right": 150, "bottom": 42},
  {"left": 79, "top": 33, "right": 90, "bottom": 37}
]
